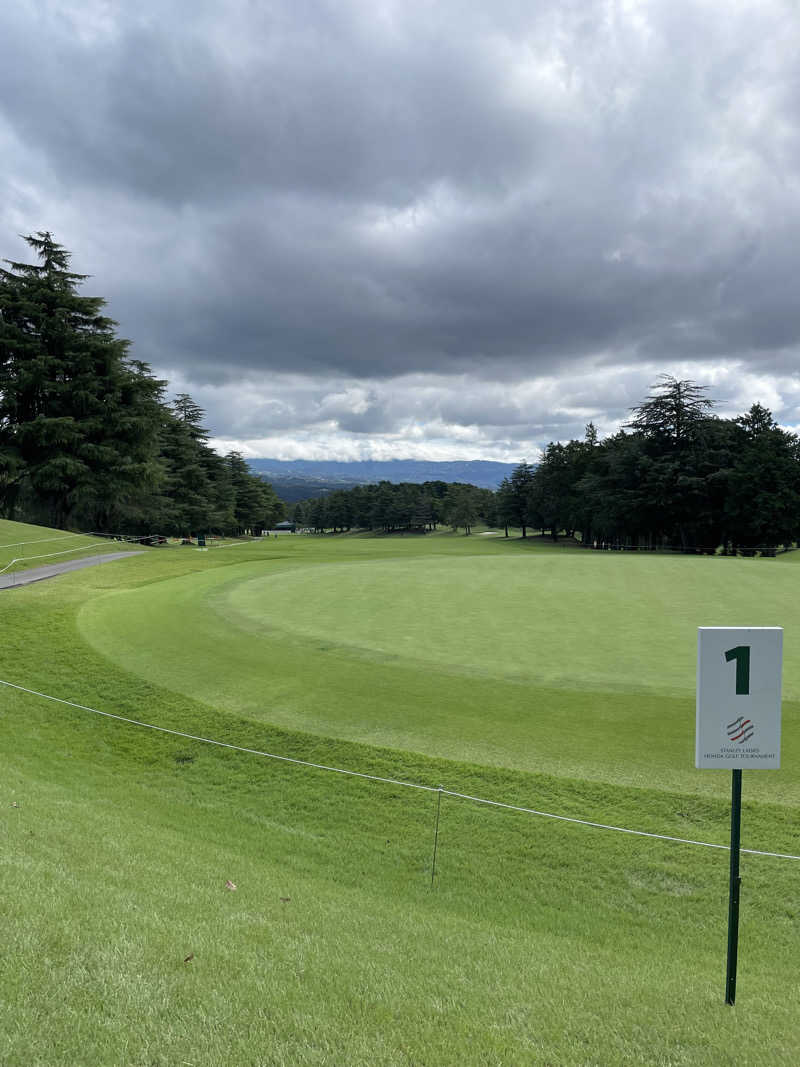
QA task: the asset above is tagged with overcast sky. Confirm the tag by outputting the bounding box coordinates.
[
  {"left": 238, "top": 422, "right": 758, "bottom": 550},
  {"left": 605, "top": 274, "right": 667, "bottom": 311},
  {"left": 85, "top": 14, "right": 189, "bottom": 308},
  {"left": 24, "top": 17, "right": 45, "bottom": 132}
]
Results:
[{"left": 2, "top": 0, "right": 800, "bottom": 462}]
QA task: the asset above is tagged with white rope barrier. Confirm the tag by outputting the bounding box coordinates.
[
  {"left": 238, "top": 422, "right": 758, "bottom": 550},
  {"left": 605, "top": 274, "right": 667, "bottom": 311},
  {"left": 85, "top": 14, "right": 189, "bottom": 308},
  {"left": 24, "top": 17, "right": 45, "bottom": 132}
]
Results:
[
  {"left": 2, "top": 676, "right": 799, "bottom": 862},
  {"left": 441, "top": 789, "right": 800, "bottom": 860},
  {"left": 0, "top": 679, "right": 436, "bottom": 793},
  {"left": 0, "top": 534, "right": 85, "bottom": 550},
  {"left": 0, "top": 540, "right": 111, "bottom": 577},
  {"left": 208, "top": 540, "right": 256, "bottom": 549}
]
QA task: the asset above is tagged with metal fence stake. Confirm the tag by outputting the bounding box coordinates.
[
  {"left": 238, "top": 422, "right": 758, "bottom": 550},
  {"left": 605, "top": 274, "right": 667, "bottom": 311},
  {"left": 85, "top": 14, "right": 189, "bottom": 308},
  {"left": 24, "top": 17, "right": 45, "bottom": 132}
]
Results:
[{"left": 430, "top": 785, "right": 443, "bottom": 889}]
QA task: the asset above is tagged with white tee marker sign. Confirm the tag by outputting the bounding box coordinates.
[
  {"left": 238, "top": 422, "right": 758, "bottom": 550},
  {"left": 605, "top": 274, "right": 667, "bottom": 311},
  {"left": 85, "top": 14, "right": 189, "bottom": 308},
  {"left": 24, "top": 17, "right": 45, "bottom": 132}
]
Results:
[
  {"left": 695, "top": 625, "right": 783, "bottom": 1006},
  {"left": 696, "top": 627, "right": 782, "bottom": 770}
]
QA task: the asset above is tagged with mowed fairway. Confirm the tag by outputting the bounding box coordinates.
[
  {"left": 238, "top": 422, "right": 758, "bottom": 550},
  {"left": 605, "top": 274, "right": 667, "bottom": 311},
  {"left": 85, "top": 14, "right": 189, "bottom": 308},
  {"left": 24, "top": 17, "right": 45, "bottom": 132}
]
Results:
[{"left": 3, "top": 524, "right": 800, "bottom": 1065}]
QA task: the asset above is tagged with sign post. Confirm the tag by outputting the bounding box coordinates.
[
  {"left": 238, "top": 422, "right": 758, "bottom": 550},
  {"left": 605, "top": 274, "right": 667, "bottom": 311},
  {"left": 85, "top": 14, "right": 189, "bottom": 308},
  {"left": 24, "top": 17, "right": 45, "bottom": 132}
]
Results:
[
  {"left": 696, "top": 627, "right": 782, "bottom": 1005},
  {"left": 725, "top": 767, "right": 742, "bottom": 1005}
]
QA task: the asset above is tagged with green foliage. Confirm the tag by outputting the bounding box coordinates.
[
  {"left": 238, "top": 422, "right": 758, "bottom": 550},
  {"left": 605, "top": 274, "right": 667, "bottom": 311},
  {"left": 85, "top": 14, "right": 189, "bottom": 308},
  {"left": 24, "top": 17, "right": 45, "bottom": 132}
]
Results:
[
  {"left": 625, "top": 375, "right": 714, "bottom": 444},
  {"left": 0, "top": 235, "right": 282, "bottom": 537},
  {"left": 725, "top": 406, "right": 800, "bottom": 548},
  {"left": 301, "top": 479, "right": 493, "bottom": 534},
  {"left": 504, "top": 461, "right": 537, "bottom": 537},
  {"left": 226, "top": 450, "right": 284, "bottom": 532},
  {"left": 525, "top": 379, "right": 800, "bottom": 552},
  {"left": 0, "top": 233, "right": 166, "bottom": 529},
  {"left": 443, "top": 483, "right": 480, "bottom": 534}
]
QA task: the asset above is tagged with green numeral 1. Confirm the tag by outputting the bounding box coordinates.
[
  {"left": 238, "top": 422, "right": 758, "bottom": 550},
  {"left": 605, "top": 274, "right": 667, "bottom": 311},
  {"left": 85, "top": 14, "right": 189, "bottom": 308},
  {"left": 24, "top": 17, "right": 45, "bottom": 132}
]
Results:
[{"left": 725, "top": 646, "right": 750, "bottom": 695}]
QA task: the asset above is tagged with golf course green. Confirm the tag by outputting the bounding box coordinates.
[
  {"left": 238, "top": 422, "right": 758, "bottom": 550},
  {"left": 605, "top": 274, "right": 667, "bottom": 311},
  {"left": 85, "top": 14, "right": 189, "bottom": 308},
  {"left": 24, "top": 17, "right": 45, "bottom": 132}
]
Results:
[
  {"left": 78, "top": 546, "right": 800, "bottom": 801},
  {"left": 3, "top": 521, "right": 800, "bottom": 1065}
]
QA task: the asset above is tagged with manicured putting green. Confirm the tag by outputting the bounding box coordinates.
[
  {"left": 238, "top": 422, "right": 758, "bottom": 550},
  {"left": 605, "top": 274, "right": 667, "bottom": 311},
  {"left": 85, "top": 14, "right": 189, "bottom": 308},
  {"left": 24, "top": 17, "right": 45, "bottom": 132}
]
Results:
[
  {"left": 78, "top": 550, "right": 799, "bottom": 799},
  {"left": 224, "top": 554, "right": 797, "bottom": 694}
]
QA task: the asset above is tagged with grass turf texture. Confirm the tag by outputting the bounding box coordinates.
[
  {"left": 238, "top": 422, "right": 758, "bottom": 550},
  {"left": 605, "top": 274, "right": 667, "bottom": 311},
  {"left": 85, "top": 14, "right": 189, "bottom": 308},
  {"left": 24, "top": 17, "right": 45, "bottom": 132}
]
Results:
[
  {"left": 78, "top": 536, "right": 800, "bottom": 804},
  {"left": 0, "top": 519, "right": 136, "bottom": 578},
  {"left": 1, "top": 522, "right": 799, "bottom": 1064}
]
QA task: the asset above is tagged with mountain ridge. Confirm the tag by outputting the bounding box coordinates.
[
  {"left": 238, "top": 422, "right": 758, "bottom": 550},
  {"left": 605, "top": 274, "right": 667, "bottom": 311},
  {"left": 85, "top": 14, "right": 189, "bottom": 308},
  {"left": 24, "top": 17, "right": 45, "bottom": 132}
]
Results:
[{"left": 248, "top": 459, "right": 518, "bottom": 501}]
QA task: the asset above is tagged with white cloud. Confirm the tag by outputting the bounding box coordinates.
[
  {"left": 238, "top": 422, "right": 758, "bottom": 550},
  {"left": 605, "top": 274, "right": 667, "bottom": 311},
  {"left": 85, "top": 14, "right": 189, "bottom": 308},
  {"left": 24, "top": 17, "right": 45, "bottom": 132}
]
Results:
[
  {"left": 199, "top": 359, "right": 800, "bottom": 461},
  {"left": 3, "top": 0, "right": 800, "bottom": 461}
]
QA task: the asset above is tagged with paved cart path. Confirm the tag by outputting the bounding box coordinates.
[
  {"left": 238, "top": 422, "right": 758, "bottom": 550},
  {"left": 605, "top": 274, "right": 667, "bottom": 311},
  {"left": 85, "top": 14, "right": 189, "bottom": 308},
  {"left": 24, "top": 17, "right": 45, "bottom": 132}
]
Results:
[{"left": 0, "top": 551, "right": 144, "bottom": 590}]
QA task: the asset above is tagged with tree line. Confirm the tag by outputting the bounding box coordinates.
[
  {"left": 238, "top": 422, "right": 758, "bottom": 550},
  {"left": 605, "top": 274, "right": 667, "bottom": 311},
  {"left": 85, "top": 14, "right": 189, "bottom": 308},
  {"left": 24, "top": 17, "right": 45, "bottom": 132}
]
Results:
[
  {"left": 298, "top": 378, "right": 800, "bottom": 553},
  {"left": 495, "top": 378, "right": 800, "bottom": 553},
  {"left": 293, "top": 480, "right": 496, "bottom": 535},
  {"left": 0, "top": 233, "right": 283, "bottom": 536},
  {"left": 4, "top": 236, "right": 797, "bottom": 551}
]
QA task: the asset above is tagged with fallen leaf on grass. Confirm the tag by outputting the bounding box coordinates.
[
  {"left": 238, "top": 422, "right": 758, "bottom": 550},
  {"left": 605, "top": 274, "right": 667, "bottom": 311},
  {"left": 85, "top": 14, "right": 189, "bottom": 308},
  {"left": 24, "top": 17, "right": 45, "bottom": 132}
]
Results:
[
  {"left": 184, "top": 953, "right": 194, "bottom": 963},
  {"left": 225, "top": 879, "right": 237, "bottom": 891},
  {"left": 280, "top": 897, "right": 291, "bottom": 903}
]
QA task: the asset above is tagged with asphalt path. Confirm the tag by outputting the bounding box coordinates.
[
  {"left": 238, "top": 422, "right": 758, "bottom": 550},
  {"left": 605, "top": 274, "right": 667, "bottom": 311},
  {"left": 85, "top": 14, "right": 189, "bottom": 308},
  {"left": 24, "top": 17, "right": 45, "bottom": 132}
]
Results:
[{"left": 0, "top": 551, "right": 144, "bottom": 590}]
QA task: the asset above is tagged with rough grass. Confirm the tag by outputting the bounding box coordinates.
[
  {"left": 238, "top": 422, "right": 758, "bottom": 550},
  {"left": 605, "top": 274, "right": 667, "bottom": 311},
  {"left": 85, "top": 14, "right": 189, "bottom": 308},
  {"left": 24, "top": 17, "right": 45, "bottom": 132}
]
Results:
[
  {"left": 1, "top": 523, "right": 799, "bottom": 1065},
  {"left": 0, "top": 518, "right": 131, "bottom": 578}
]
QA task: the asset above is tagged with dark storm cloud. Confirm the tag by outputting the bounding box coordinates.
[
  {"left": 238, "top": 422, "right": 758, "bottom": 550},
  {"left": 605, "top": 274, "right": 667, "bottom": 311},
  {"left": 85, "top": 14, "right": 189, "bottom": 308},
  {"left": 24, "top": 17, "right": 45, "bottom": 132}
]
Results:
[
  {"left": 0, "top": 1, "right": 540, "bottom": 207},
  {"left": 2, "top": 0, "right": 800, "bottom": 456}
]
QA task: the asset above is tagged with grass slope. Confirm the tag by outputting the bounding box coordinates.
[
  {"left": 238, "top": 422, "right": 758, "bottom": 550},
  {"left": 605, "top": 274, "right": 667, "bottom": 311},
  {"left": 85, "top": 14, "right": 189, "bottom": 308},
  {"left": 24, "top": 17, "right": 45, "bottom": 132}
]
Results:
[
  {"left": 1, "top": 524, "right": 799, "bottom": 1065},
  {"left": 0, "top": 518, "right": 130, "bottom": 578}
]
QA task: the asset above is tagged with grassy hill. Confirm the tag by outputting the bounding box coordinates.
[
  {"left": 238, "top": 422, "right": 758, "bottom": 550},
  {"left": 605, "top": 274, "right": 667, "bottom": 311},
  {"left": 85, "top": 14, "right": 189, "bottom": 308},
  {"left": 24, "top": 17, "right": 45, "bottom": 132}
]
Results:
[
  {"left": 0, "top": 519, "right": 134, "bottom": 581},
  {"left": 2, "top": 522, "right": 799, "bottom": 1064}
]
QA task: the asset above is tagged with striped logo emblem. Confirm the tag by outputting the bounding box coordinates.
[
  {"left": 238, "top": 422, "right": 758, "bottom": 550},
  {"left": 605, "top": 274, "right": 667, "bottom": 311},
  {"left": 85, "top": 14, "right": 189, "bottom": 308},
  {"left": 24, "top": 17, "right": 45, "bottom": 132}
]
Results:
[{"left": 727, "top": 716, "right": 754, "bottom": 743}]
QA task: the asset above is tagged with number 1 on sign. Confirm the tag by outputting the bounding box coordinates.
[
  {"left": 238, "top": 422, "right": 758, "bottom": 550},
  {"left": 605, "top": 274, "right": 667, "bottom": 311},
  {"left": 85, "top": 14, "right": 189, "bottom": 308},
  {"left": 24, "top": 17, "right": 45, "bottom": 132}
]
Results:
[{"left": 725, "top": 646, "right": 750, "bottom": 695}]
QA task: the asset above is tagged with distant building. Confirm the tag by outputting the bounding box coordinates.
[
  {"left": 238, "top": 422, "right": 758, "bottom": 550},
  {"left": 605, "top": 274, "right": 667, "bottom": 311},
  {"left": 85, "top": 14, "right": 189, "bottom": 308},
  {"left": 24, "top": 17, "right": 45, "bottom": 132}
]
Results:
[{"left": 271, "top": 520, "right": 296, "bottom": 533}]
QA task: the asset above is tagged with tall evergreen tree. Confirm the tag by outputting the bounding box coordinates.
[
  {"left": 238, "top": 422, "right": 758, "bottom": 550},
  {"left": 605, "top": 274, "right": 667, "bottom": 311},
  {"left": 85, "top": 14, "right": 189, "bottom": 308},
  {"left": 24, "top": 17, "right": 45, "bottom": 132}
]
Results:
[
  {"left": 624, "top": 377, "right": 718, "bottom": 549},
  {"left": 444, "top": 484, "right": 478, "bottom": 534},
  {"left": 292, "top": 500, "right": 307, "bottom": 527},
  {"left": 0, "top": 232, "right": 165, "bottom": 528},
  {"left": 507, "top": 461, "right": 537, "bottom": 537},
  {"left": 725, "top": 405, "right": 800, "bottom": 550},
  {"left": 625, "top": 376, "right": 714, "bottom": 445},
  {"left": 529, "top": 442, "right": 573, "bottom": 540},
  {"left": 159, "top": 394, "right": 221, "bottom": 535},
  {"left": 225, "top": 451, "right": 283, "bottom": 532}
]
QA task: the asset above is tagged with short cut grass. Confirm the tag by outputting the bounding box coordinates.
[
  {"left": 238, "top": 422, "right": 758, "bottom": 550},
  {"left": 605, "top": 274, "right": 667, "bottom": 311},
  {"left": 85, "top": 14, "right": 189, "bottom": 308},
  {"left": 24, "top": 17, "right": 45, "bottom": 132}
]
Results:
[{"left": 2, "top": 523, "right": 799, "bottom": 1065}]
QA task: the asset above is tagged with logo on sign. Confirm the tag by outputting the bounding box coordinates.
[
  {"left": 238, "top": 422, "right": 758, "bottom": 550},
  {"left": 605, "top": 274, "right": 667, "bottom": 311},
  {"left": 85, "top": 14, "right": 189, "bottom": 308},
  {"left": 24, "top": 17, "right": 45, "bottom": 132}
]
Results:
[{"left": 727, "top": 715, "right": 754, "bottom": 743}]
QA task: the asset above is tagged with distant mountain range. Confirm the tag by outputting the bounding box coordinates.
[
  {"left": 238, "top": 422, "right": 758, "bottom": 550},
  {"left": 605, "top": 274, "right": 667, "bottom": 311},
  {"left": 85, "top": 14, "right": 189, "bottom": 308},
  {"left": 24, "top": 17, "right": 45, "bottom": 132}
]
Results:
[{"left": 249, "top": 459, "right": 517, "bottom": 502}]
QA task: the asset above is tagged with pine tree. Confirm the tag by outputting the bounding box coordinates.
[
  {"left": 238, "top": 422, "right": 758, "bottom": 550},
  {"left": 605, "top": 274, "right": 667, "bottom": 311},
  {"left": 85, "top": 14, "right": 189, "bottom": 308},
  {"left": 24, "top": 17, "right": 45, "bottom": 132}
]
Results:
[
  {"left": 159, "top": 395, "right": 221, "bottom": 535},
  {"left": 625, "top": 376, "right": 713, "bottom": 445},
  {"left": 0, "top": 232, "right": 165, "bottom": 528},
  {"left": 625, "top": 377, "right": 717, "bottom": 549},
  {"left": 726, "top": 405, "right": 800, "bottom": 550},
  {"left": 292, "top": 500, "right": 307, "bottom": 527},
  {"left": 225, "top": 451, "right": 284, "bottom": 533},
  {"left": 507, "top": 461, "right": 537, "bottom": 537},
  {"left": 444, "top": 484, "right": 478, "bottom": 535}
]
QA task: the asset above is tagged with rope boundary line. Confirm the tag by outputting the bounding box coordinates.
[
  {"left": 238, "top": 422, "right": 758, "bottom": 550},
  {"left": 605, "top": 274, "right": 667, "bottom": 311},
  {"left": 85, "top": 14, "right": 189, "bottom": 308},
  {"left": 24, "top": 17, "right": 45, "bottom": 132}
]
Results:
[
  {"left": 2, "top": 677, "right": 799, "bottom": 862},
  {"left": 0, "top": 679, "right": 435, "bottom": 793},
  {"left": 0, "top": 539, "right": 111, "bottom": 577},
  {"left": 208, "top": 540, "right": 259, "bottom": 549},
  {"left": 0, "top": 534, "right": 88, "bottom": 550}
]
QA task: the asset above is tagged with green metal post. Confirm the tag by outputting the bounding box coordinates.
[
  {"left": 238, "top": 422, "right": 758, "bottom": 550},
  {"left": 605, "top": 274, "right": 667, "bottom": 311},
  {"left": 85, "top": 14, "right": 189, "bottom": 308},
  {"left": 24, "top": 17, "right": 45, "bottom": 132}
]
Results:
[
  {"left": 430, "top": 786, "right": 443, "bottom": 889},
  {"left": 725, "top": 768, "right": 742, "bottom": 1005}
]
